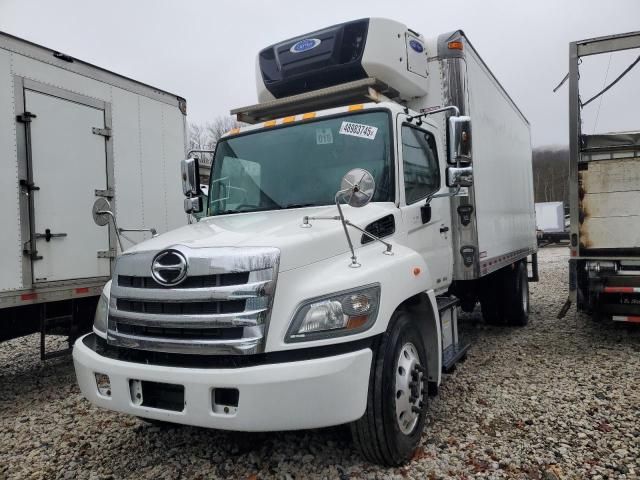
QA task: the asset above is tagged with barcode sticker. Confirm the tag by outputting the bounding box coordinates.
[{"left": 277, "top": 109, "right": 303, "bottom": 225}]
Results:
[{"left": 339, "top": 121, "right": 378, "bottom": 140}]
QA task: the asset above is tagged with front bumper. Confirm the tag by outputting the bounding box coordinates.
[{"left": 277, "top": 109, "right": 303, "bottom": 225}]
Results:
[{"left": 73, "top": 334, "right": 372, "bottom": 431}]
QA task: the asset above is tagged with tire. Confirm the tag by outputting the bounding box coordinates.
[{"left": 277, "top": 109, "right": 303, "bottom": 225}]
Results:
[
  {"left": 350, "top": 311, "right": 428, "bottom": 466},
  {"left": 503, "top": 261, "right": 529, "bottom": 326}
]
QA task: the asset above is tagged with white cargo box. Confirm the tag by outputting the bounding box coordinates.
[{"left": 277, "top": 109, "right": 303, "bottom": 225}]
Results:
[
  {"left": 535, "top": 202, "right": 565, "bottom": 233},
  {"left": 0, "top": 31, "right": 188, "bottom": 309}
]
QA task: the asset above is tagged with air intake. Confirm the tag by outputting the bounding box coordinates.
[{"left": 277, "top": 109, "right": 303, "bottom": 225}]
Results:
[{"left": 362, "top": 214, "right": 395, "bottom": 244}]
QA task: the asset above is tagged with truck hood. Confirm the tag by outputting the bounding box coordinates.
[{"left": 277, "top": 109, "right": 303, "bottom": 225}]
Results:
[{"left": 125, "top": 203, "right": 398, "bottom": 272}]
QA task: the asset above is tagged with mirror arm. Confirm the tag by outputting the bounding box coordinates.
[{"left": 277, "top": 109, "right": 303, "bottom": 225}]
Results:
[
  {"left": 344, "top": 220, "right": 393, "bottom": 255},
  {"left": 425, "top": 185, "right": 462, "bottom": 205},
  {"left": 407, "top": 105, "right": 460, "bottom": 122},
  {"left": 96, "top": 209, "right": 124, "bottom": 252},
  {"left": 335, "top": 189, "right": 360, "bottom": 268},
  {"left": 118, "top": 227, "right": 158, "bottom": 237}
]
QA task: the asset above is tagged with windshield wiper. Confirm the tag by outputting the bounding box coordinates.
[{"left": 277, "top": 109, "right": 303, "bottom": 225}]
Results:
[
  {"left": 280, "top": 203, "right": 319, "bottom": 209},
  {"left": 215, "top": 206, "right": 279, "bottom": 215}
]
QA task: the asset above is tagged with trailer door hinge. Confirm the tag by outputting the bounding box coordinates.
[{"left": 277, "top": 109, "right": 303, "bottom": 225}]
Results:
[
  {"left": 95, "top": 188, "right": 114, "bottom": 198},
  {"left": 16, "top": 112, "right": 37, "bottom": 123},
  {"left": 92, "top": 127, "right": 112, "bottom": 138},
  {"left": 19, "top": 179, "right": 40, "bottom": 191},
  {"left": 23, "top": 241, "right": 42, "bottom": 260},
  {"left": 97, "top": 249, "right": 117, "bottom": 258}
]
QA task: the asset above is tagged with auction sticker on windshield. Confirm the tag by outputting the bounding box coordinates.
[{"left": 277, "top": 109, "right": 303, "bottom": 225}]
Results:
[{"left": 339, "top": 121, "right": 378, "bottom": 140}]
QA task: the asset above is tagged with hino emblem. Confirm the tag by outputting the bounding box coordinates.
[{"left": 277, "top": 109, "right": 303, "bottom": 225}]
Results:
[{"left": 151, "top": 249, "right": 188, "bottom": 286}]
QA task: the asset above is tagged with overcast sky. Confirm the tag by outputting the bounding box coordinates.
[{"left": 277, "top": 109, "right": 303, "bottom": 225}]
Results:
[{"left": 2, "top": 0, "right": 639, "bottom": 147}]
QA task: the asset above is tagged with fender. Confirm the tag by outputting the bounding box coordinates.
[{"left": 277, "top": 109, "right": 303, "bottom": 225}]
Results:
[{"left": 267, "top": 241, "right": 443, "bottom": 366}]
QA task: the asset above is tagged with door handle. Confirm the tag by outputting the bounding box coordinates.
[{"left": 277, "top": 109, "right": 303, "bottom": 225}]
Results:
[
  {"left": 440, "top": 226, "right": 450, "bottom": 233},
  {"left": 35, "top": 229, "right": 67, "bottom": 242}
]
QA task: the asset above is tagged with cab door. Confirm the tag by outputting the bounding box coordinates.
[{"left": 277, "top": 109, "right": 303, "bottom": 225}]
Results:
[{"left": 397, "top": 118, "right": 453, "bottom": 290}]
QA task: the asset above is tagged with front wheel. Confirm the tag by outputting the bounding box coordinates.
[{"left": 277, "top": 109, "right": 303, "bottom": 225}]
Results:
[{"left": 351, "top": 311, "right": 428, "bottom": 466}]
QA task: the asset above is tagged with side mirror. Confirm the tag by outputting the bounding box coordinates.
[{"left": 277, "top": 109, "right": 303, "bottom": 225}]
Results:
[
  {"left": 181, "top": 158, "right": 203, "bottom": 214},
  {"left": 181, "top": 158, "right": 201, "bottom": 196},
  {"left": 338, "top": 168, "right": 376, "bottom": 208},
  {"left": 448, "top": 116, "right": 472, "bottom": 164},
  {"left": 446, "top": 165, "right": 474, "bottom": 187}
]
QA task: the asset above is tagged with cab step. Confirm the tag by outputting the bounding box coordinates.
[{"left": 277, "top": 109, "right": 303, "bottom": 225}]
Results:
[{"left": 436, "top": 295, "right": 470, "bottom": 373}]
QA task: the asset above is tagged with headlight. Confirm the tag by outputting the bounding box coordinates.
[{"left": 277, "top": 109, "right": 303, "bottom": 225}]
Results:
[
  {"left": 93, "top": 294, "right": 109, "bottom": 337},
  {"left": 286, "top": 284, "right": 380, "bottom": 342}
]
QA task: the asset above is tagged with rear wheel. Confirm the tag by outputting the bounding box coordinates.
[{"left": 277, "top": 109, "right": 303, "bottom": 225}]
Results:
[
  {"left": 351, "top": 311, "right": 427, "bottom": 466},
  {"left": 503, "top": 261, "right": 529, "bottom": 326}
]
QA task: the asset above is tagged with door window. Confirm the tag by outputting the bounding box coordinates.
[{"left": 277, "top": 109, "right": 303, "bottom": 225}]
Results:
[{"left": 401, "top": 125, "right": 440, "bottom": 204}]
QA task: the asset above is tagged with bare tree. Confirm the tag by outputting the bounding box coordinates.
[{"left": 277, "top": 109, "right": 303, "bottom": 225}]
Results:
[
  {"left": 188, "top": 116, "right": 240, "bottom": 152},
  {"left": 188, "top": 115, "right": 241, "bottom": 182}
]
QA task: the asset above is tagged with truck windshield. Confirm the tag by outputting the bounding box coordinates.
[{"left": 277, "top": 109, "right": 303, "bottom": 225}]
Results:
[{"left": 208, "top": 111, "right": 393, "bottom": 215}]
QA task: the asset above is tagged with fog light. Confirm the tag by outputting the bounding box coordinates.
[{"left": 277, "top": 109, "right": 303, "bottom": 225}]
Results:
[{"left": 95, "top": 373, "right": 111, "bottom": 397}]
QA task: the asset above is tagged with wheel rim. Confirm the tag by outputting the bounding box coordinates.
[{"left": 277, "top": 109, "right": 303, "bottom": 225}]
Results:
[
  {"left": 521, "top": 271, "right": 529, "bottom": 313},
  {"left": 394, "top": 342, "right": 424, "bottom": 435}
]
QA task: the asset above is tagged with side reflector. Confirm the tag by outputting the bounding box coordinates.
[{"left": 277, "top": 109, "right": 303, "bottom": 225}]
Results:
[
  {"left": 21, "top": 292, "right": 37, "bottom": 301},
  {"left": 348, "top": 104, "right": 364, "bottom": 111},
  {"left": 448, "top": 41, "right": 463, "bottom": 50},
  {"left": 75, "top": 287, "right": 89, "bottom": 294}
]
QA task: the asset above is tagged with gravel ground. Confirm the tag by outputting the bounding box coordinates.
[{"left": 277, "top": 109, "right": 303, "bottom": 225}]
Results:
[{"left": 1, "top": 247, "right": 639, "bottom": 480}]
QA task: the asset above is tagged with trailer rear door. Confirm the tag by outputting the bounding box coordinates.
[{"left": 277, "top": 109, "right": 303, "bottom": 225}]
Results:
[{"left": 25, "top": 89, "right": 111, "bottom": 283}]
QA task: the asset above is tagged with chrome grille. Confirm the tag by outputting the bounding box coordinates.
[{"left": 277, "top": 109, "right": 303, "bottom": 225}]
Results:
[{"left": 107, "top": 246, "right": 280, "bottom": 355}]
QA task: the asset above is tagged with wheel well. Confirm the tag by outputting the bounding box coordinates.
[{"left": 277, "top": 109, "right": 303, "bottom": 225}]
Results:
[{"left": 394, "top": 293, "right": 441, "bottom": 392}]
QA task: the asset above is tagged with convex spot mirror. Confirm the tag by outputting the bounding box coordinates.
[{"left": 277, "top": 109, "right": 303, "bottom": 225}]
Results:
[
  {"left": 448, "top": 116, "right": 472, "bottom": 164},
  {"left": 339, "top": 169, "right": 375, "bottom": 208},
  {"left": 446, "top": 165, "right": 474, "bottom": 188},
  {"left": 92, "top": 197, "right": 112, "bottom": 226}
]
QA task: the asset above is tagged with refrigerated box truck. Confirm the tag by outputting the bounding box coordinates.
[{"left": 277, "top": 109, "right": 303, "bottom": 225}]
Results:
[
  {"left": 74, "top": 18, "right": 537, "bottom": 465},
  {"left": 0, "top": 31, "right": 188, "bottom": 358},
  {"left": 564, "top": 31, "right": 640, "bottom": 322}
]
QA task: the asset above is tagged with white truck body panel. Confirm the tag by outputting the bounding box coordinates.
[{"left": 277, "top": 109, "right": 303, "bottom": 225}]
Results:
[
  {"left": 410, "top": 31, "right": 536, "bottom": 279},
  {"left": 535, "top": 202, "right": 565, "bottom": 233},
  {"left": 0, "top": 31, "right": 187, "bottom": 307}
]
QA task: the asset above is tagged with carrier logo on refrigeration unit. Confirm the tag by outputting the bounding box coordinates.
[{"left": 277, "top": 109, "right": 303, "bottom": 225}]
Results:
[
  {"left": 409, "top": 39, "right": 424, "bottom": 53},
  {"left": 151, "top": 249, "right": 188, "bottom": 286},
  {"left": 290, "top": 38, "right": 321, "bottom": 53}
]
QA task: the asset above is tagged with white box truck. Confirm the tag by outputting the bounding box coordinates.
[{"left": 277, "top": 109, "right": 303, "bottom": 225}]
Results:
[
  {"left": 535, "top": 201, "right": 568, "bottom": 245},
  {"left": 73, "top": 18, "right": 537, "bottom": 465},
  {"left": 0, "top": 31, "right": 188, "bottom": 358}
]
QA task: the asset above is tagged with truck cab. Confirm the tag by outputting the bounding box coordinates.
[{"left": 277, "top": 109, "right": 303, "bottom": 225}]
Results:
[{"left": 74, "top": 18, "right": 536, "bottom": 466}]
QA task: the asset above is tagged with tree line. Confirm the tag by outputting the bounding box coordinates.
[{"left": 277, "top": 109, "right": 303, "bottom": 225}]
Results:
[{"left": 532, "top": 146, "right": 569, "bottom": 204}]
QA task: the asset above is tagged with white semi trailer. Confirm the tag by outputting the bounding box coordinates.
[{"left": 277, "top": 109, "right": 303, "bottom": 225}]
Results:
[
  {"left": 74, "top": 18, "right": 537, "bottom": 465},
  {"left": 0, "top": 31, "right": 188, "bottom": 358}
]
